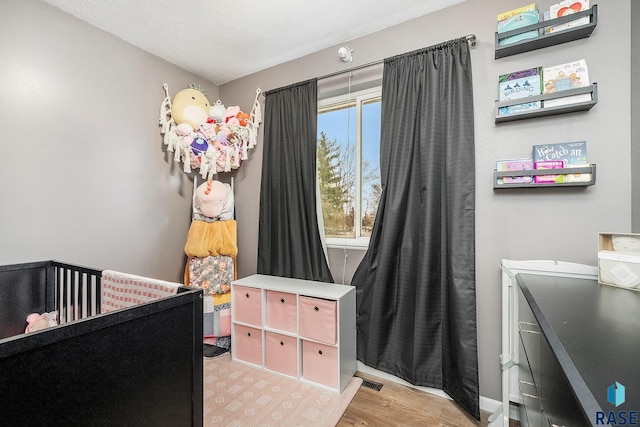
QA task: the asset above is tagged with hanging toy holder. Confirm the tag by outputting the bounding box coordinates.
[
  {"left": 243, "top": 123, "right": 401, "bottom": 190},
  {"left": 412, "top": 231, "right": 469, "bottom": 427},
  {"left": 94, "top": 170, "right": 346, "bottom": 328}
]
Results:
[{"left": 159, "top": 84, "right": 262, "bottom": 179}]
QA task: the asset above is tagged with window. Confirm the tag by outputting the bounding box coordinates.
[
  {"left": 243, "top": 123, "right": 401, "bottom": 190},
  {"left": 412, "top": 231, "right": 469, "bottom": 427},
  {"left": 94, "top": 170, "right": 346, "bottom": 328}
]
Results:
[{"left": 317, "top": 87, "right": 381, "bottom": 248}]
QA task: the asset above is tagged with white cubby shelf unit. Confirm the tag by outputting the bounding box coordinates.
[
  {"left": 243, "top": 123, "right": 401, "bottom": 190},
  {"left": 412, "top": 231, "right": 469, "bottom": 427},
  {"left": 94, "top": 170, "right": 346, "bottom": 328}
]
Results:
[{"left": 230, "top": 274, "right": 356, "bottom": 392}]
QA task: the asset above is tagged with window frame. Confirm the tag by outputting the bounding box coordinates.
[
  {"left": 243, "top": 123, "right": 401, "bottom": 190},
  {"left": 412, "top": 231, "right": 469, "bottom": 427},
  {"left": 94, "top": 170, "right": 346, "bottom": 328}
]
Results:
[{"left": 317, "top": 86, "right": 382, "bottom": 250}]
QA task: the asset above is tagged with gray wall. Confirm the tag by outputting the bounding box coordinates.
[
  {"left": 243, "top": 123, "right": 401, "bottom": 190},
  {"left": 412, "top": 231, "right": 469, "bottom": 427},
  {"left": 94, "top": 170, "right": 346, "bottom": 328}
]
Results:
[
  {"left": 221, "top": 0, "right": 633, "bottom": 401},
  {"left": 1, "top": 0, "right": 632, "bottom": 405},
  {"left": 0, "top": 0, "right": 219, "bottom": 281}
]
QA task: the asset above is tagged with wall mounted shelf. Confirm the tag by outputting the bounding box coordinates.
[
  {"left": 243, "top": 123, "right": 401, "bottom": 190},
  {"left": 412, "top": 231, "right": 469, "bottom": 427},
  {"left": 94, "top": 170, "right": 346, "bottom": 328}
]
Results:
[
  {"left": 493, "top": 164, "right": 596, "bottom": 189},
  {"left": 495, "top": 83, "right": 597, "bottom": 123},
  {"left": 495, "top": 5, "right": 597, "bottom": 59}
]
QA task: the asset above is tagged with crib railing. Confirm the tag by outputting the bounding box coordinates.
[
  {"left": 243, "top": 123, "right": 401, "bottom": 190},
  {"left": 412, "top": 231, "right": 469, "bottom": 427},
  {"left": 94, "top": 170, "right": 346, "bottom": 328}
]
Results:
[
  {"left": 51, "top": 262, "right": 102, "bottom": 324},
  {"left": 0, "top": 261, "right": 104, "bottom": 339}
]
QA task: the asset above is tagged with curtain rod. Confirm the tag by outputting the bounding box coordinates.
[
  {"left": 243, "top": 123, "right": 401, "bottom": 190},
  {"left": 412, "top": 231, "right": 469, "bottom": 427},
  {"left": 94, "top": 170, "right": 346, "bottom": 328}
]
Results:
[{"left": 317, "top": 34, "right": 477, "bottom": 81}]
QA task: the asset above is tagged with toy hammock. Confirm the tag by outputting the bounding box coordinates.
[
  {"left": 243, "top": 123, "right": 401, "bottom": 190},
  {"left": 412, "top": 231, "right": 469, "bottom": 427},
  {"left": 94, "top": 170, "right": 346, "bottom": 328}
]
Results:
[{"left": 159, "top": 83, "right": 262, "bottom": 179}]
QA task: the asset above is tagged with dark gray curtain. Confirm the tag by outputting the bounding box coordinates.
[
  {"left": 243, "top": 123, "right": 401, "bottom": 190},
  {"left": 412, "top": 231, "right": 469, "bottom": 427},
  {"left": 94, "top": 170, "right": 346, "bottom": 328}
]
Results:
[
  {"left": 351, "top": 38, "right": 478, "bottom": 419},
  {"left": 257, "top": 79, "right": 334, "bottom": 283}
]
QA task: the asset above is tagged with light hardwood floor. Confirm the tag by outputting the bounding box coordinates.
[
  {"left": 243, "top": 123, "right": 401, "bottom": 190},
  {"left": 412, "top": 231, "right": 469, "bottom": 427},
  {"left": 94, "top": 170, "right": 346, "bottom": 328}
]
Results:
[{"left": 338, "top": 371, "right": 520, "bottom": 427}]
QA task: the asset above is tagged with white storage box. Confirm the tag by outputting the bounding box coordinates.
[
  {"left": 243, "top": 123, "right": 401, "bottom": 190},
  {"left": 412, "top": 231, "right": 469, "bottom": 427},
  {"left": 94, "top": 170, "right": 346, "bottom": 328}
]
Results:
[{"left": 598, "top": 232, "right": 640, "bottom": 290}]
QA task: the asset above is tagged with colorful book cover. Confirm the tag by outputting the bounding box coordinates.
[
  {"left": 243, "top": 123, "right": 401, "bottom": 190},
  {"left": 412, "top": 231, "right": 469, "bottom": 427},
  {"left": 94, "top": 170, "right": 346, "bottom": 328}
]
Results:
[
  {"left": 497, "top": 3, "right": 537, "bottom": 21},
  {"left": 499, "top": 67, "right": 543, "bottom": 87},
  {"left": 534, "top": 160, "right": 565, "bottom": 184},
  {"left": 532, "top": 141, "right": 590, "bottom": 182},
  {"left": 498, "top": 74, "right": 542, "bottom": 115},
  {"left": 542, "top": 59, "right": 590, "bottom": 108},
  {"left": 543, "top": 59, "right": 589, "bottom": 92},
  {"left": 496, "top": 158, "right": 533, "bottom": 184},
  {"left": 547, "top": 0, "right": 590, "bottom": 34},
  {"left": 497, "top": 10, "right": 540, "bottom": 46}
]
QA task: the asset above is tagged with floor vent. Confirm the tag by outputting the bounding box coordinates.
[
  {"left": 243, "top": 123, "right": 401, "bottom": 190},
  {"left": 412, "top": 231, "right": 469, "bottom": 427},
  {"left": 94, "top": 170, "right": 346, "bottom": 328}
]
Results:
[{"left": 358, "top": 378, "right": 383, "bottom": 391}]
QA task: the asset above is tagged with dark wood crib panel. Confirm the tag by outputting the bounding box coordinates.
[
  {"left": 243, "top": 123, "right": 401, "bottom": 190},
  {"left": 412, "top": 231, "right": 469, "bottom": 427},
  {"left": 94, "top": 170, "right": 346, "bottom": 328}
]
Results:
[
  {"left": 0, "top": 286, "right": 204, "bottom": 426},
  {"left": 0, "top": 260, "right": 102, "bottom": 339}
]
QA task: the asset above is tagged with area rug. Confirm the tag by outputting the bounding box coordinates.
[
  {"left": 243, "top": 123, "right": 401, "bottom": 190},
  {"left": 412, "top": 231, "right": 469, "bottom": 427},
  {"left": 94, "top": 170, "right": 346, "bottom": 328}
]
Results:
[{"left": 203, "top": 353, "right": 362, "bottom": 426}]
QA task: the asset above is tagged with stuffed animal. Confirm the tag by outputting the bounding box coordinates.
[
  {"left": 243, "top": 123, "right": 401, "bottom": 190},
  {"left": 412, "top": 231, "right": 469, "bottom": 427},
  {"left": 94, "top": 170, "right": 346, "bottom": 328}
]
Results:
[
  {"left": 194, "top": 180, "right": 232, "bottom": 219},
  {"left": 190, "top": 135, "right": 209, "bottom": 155},
  {"left": 209, "top": 100, "right": 227, "bottom": 123},
  {"left": 236, "top": 111, "right": 250, "bottom": 126},
  {"left": 160, "top": 83, "right": 262, "bottom": 177},
  {"left": 224, "top": 106, "right": 241, "bottom": 126},
  {"left": 172, "top": 87, "right": 211, "bottom": 130},
  {"left": 175, "top": 123, "right": 194, "bottom": 137},
  {"left": 215, "top": 131, "right": 230, "bottom": 146},
  {"left": 25, "top": 311, "right": 58, "bottom": 333}
]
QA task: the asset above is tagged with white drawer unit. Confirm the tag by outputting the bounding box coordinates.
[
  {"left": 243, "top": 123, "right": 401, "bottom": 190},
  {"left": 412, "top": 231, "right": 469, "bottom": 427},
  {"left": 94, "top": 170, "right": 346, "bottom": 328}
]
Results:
[{"left": 231, "top": 274, "right": 356, "bottom": 392}]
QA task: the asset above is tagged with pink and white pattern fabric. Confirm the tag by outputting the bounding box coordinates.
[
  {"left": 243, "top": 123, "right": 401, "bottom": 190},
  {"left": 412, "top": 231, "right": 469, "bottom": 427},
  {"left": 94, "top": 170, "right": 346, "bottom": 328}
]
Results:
[{"left": 101, "top": 270, "right": 181, "bottom": 313}]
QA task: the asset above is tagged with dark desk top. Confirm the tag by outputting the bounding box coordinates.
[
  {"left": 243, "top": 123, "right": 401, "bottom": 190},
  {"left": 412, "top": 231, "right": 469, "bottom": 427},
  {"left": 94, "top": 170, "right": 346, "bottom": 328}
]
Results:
[{"left": 516, "top": 273, "right": 640, "bottom": 420}]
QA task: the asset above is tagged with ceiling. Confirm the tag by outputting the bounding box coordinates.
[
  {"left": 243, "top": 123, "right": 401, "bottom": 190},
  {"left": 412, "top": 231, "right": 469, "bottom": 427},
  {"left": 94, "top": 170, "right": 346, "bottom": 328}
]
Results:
[{"left": 42, "top": 0, "right": 465, "bottom": 85}]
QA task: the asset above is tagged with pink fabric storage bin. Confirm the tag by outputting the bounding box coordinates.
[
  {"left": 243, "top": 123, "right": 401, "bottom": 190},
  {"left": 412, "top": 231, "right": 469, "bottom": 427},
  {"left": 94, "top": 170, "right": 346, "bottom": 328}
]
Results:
[
  {"left": 298, "top": 296, "right": 337, "bottom": 344},
  {"left": 302, "top": 340, "right": 338, "bottom": 389},
  {"left": 234, "top": 324, "right": 262, "bottom": 365},
  {"left": 265, "top": 332, "right": 298, "bottom": 377},
  {"left": 233, "top": 285, "right": 262, "bottom": 326},
  {"left": 266, "top": 290, "right": 297, "bottom": 333}
]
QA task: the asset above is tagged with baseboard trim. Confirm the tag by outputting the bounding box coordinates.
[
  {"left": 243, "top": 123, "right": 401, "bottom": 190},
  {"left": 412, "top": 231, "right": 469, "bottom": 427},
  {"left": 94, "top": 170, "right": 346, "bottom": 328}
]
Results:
[{"left": 355, "top": 362, "right": 503, "bottom": 414}]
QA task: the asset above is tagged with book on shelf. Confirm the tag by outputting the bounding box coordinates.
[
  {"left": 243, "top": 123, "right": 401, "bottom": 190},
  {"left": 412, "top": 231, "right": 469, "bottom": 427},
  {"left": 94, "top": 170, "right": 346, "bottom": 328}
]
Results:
[
  {"left": 497, "top": 4, "right": 539, "bottom": 46},
  {"left": 542, "top": 59, "right": 591, "bottom": 108},
  {"left": 498, "top": 67, "right": 542, "bottom": 115},
  {"left": 546, "top": 0, "right": 590, "bottom": 34},
  {"left": 497, "top": 3, "right": 537, "bottom": 21},
  {"left": 500, "top": 67, "right": 543, "bottom": 83},
  {"left": 496, "top": 158, "right": 534, "bottom": 185},
  {"left": 543, "top": 10, "right": 551, "bottom": 27},
  {"left": 532, "top": 141, "right": 590, "bottom": 183},
  {"left": 534, "top": 160, "right": 565, "bottom": 184}
]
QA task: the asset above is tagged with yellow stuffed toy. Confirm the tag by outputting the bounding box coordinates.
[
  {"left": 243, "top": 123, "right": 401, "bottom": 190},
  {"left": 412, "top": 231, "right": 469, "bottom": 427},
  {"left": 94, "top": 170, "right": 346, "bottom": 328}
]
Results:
[{"left": 171, "top": 86, "right": 211, "bottom": 130}]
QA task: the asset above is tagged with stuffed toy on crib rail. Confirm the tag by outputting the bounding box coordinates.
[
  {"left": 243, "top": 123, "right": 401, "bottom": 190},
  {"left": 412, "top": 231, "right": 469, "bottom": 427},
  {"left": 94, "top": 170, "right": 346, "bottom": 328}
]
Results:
[{"left": 159, "top": 83, "right": 262, "bottom": 179}]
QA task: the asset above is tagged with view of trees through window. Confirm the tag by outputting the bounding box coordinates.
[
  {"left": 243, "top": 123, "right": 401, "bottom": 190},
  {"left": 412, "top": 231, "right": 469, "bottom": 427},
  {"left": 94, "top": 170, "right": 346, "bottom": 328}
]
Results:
[{"left": 317, "top": 88, "right": 381, "bottom": 244}]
